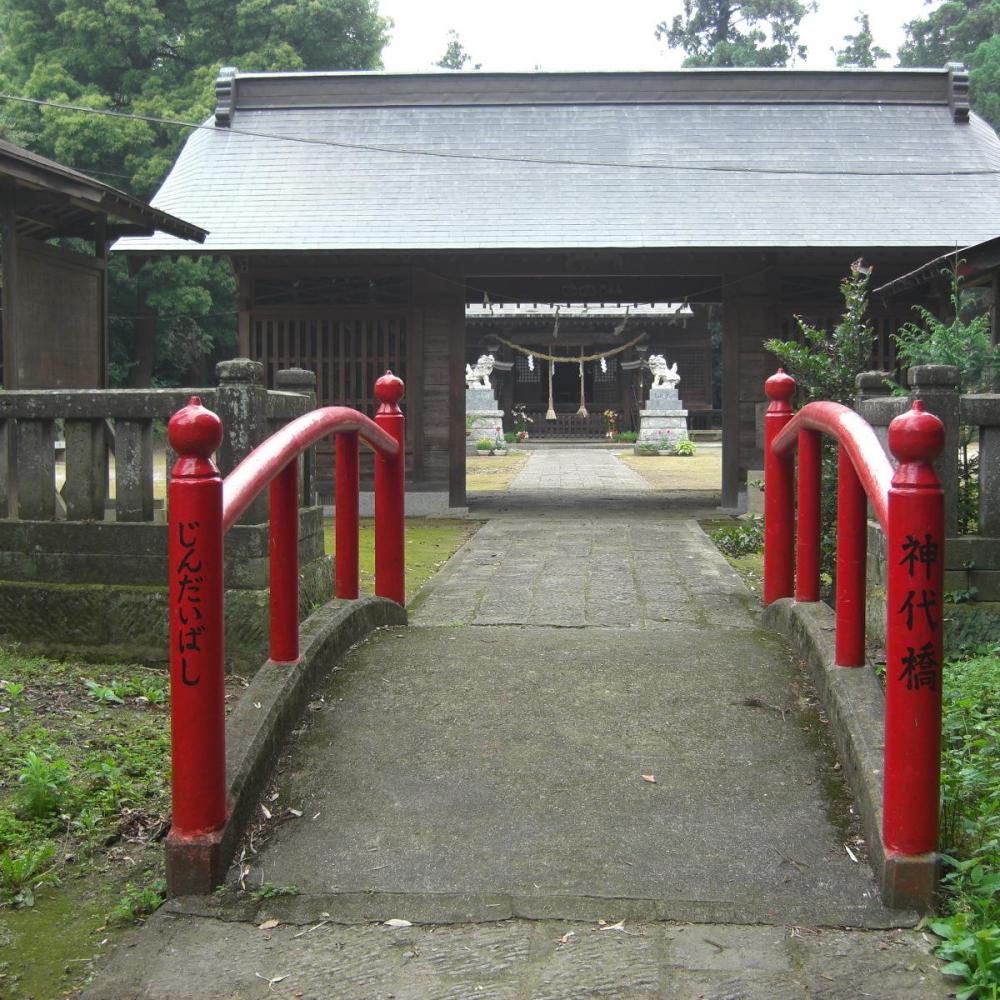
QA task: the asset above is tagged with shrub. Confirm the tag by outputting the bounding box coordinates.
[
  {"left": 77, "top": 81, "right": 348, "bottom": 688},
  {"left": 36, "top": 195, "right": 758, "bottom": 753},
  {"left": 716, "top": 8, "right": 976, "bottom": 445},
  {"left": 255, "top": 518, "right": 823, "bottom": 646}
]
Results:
[
  {"left": 475, "top": 438, "right": 493, "bottom": 451},
  {"left": 710, "top": 517, "right": 764, "bottom": 558},
  {"left": 0, "top": 842, "right": 60, "bottom": 908},
  {"left": 614, "top": 431, "right": 638, "bottom": 443},
  {"left": 635, "top": 442, "right": 661, "bottom": 456},
  {"left": 503, "top": 431, "right": 516, "bottom": 443},
  {"left": 16, "top": 751, "right": 70, "bottom": 819},
  {"left": 671, "top": 440, "right": 696, "bottom": 457},
  {"left": 894, "top": 261, "right": 998, "bottom": 393}
]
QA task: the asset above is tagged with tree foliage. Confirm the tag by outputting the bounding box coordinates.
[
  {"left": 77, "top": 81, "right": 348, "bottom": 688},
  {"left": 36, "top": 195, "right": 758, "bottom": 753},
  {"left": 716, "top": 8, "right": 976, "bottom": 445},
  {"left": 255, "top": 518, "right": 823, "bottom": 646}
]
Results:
[
  {"left": 0, "top": 0, "right": 390, "bottom": 384},
  {"left": 834, "top": 11, "right": 889, "bottom": 68},
  {"left": 436, "top": 30, "right": 480, "bottom": 71},
  {"left": 655, "top": 0, "right": 817, "bottom": 68},
  {"left": 763, "top": 259, "right": 877, "bottom": 406},
  {"left": 894, "top": 261, "right": 999, "bottom": 392},
  {"left": 897, "top": 0, "right": 1000, "bottom": 127}
]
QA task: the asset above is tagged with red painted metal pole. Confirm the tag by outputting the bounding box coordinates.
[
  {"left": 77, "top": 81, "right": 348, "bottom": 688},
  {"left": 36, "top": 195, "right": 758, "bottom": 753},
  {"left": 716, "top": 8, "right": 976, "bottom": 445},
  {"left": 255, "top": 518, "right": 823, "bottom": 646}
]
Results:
[
  {"left": 374, "top": 370, "right": 406, "bottom": 605},
  {"left": 883, "top": 401, "right": 945, "bottom": 857},
  {"left": 335, "top": 431, "right": 360, "bottom": 599},
  {"left": 763, "top": 370, "right": 796, "bottom": 606},
  {"left": 835, "top": 448, "right": 867, "bottom": 667},
  {"left": 166, "top": 397, "right": 227, "bottom": 839},
  {"left": 269, "top": 458, "right": 299, "bottom": 663},
  {"left": 796, "top": 428, "right": 822, "bottom": 602}
]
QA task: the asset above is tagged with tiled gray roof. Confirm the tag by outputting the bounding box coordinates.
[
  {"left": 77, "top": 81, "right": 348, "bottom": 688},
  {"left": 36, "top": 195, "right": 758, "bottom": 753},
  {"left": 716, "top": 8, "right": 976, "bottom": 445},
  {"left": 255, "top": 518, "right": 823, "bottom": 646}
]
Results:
[{"left": 115, "top": 69, "right": 1000, "bottom": 254}]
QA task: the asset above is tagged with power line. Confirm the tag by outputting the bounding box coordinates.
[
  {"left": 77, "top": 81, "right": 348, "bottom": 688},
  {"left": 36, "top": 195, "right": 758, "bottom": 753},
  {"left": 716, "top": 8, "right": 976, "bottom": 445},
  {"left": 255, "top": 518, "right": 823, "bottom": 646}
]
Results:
[{"left": 2, "top": 91, "right": 997, "bottom": 178}]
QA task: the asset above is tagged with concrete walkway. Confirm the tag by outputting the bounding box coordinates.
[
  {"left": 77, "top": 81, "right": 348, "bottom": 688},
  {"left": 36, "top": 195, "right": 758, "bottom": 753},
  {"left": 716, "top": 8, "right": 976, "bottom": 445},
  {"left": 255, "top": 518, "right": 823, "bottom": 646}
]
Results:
[{"left": 86, "top": 449, "right": 945, "bottom": 999}]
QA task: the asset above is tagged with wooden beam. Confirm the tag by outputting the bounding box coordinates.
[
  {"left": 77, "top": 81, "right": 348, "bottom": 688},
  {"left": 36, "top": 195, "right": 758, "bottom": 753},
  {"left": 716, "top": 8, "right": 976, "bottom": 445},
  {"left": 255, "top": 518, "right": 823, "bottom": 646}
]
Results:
[{"left": 0, "top": 178, "right": 19, "bottom": 388}]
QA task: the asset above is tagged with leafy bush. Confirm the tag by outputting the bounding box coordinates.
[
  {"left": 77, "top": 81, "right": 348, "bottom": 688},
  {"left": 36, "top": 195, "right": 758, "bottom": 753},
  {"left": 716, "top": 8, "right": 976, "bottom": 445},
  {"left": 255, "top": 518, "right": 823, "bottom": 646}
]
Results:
[
  {"left": 16, "top": 751, "right": 70, "bottom": 819},
  {"left": 671, "top": 440, "right": 697, "bottom": 457},
  {"left": 475, "top": 438, "right": 493, "bottom": 451},
  {"left": 929, "top": 648, "right": 1000, "bottom": 999},
  {"left": 894, "top": 262, "right": 999, "bottom": 393},
  {"left": 613, "top": 431, "right": 638, "bottom": 443},
  {"left": 503, "top": 430, "right": 517, "bottom": 443},
  {"left": 635, "top": 442, "right": 661, "bottom": 456},
  {"left": 0, "top": 842, "right": 60, "bottom": 908},
  {"left": 108, "top": 880, "right": 166, "bottom": 925},
  {"left": 710, "top": 517, "right": 764, "bottom": 557}
]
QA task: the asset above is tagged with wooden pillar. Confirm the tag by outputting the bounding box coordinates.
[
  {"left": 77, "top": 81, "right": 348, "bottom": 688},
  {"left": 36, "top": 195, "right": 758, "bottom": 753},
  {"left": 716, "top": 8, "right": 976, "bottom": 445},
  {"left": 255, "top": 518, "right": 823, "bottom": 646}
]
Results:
[
  {"left": 722, "top": 260, "right": 779, "bottom": 510},
  {"left": 721, "top": 276, "right": 741, "bottom": 508},
  {"left": 95, "top": 215, "right": 109, "bottom": 388},
  {"left": 411, "top": 269, "right": 467, "bottom": 505},
  {"left": 1, "top": 179, "right": 19, "bottom": 388}
]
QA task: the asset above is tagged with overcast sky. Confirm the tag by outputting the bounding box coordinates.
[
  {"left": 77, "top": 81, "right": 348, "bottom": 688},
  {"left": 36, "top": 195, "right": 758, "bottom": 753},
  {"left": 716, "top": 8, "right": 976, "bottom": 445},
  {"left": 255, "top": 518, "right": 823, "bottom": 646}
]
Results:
[{"left": 378, "top": 1, "right": 930, "bottom": 73}]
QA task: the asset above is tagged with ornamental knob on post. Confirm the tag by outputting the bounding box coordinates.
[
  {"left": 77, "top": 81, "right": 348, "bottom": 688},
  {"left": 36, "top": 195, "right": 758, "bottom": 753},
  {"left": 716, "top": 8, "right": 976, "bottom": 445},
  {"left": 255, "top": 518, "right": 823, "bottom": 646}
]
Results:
[
  {"left": 763, "top": 370, "right": 796, "bottom": 606},
  {"left": 374, "top": 371, "right": 406, "bottom": 605},
  {"left": 166, "top": 397, "right": 228, "bottom": 891},
  {"left": 882, "top": 400, "right": 945, "bottom": 864}
]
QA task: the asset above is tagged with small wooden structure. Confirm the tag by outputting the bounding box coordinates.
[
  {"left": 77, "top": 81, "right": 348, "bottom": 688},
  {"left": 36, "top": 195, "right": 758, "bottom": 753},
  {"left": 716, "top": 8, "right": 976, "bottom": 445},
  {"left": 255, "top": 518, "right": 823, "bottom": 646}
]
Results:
[
  {"left": 0, "top": 138, "right": 205, "bottom": 389},
  {"left": 116, "top": 65, "right": 1000, "bottom": 506}
]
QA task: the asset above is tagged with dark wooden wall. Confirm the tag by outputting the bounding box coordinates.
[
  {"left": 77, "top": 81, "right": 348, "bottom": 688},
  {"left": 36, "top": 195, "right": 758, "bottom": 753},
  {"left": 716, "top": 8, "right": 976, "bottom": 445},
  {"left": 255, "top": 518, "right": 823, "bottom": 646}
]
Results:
[{"left": 3, "top": 239, "right": 105, "bottom": 389}]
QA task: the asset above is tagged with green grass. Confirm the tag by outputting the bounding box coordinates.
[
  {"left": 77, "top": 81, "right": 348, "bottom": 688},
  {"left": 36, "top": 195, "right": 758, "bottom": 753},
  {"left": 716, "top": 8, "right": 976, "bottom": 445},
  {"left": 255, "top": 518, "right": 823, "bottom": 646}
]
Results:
[
  {"left": 0, "top": 645, "right": 181, "bottom": 995},
  {"left": 322, "top": 517, "right": 477, "bottom": 602},
  {"left": 928, "top": 645, "right": 1000, "bottom": 999}
]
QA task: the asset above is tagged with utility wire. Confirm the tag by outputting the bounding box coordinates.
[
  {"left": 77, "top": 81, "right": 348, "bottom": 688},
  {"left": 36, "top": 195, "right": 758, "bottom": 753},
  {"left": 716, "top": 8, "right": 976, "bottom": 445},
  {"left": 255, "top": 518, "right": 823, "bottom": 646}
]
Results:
[{"left": 2, "top": 92, "right": 998, "bottom": 178}]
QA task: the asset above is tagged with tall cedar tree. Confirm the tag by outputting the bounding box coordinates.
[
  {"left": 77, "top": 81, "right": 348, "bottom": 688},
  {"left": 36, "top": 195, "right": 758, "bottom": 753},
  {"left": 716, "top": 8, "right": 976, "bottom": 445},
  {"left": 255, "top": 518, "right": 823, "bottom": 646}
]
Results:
[
  {"left": 656, "top": 0, "right": 817, "bottom": 67},
  {"left": 898, "top": 0, "right": 1000, "bottom": 127},
  {"left": 436, "top": 30, "right": 481, "bottom": 71},
  {"left": 0, "top": 0, "right": 390, "bottom": 385},
  {"left": 835, "top": 11, "right": 889, "bottom": 68}
]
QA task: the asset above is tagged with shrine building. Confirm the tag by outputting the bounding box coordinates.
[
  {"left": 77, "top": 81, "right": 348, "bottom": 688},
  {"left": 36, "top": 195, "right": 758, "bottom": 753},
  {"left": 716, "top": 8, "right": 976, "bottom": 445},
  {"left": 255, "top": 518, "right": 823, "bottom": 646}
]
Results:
[{"left": 115, "top": 65, "right": 1000, "bottom": 507}]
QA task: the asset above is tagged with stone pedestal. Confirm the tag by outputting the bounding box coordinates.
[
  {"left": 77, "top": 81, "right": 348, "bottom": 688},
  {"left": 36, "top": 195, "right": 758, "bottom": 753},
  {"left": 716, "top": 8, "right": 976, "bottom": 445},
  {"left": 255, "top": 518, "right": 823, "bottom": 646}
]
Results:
[
  {"left": 466, "top": 386, "right": 505, "bottom": 453},
  {"left": 636, "top": 385, "right": 689, "bottom": 451}
]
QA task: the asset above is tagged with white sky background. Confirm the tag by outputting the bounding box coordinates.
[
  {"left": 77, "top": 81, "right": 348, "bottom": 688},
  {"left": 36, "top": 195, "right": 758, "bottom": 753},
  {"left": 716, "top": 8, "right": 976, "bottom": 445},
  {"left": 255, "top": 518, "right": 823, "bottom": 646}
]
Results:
[{"left": 377, "top": 1, "right": 929, "bottom": 73}]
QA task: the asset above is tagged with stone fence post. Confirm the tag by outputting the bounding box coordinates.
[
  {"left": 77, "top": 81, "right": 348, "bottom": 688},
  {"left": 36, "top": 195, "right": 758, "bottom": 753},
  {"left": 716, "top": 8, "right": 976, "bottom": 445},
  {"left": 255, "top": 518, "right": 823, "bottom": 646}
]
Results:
[
  {"left": 907, "top": 365, "right": 960, "bottom": 537},
  {"left": 215, "top": 358, "right": 269, "bottom": 524},
  {"left": 274, "top": 367, "right": 317, "bottom": 507}
]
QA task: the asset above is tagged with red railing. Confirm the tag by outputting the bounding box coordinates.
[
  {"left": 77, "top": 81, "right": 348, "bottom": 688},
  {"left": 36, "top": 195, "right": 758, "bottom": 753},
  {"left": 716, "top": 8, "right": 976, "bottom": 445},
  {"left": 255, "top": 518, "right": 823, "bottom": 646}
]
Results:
[
  {"left": 165, "top": 371, "right": 406, "bottom": 844},
  {"left": 763, "top": 369, "right": 945, "bottom": 860}
]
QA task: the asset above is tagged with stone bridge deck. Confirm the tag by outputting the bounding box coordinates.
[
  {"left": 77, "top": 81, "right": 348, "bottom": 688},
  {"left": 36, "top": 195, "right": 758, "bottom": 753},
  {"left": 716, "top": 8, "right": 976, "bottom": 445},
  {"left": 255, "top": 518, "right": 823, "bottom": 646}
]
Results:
[{"left": 87, "top": 449, "right": 944, "bottom": 999}]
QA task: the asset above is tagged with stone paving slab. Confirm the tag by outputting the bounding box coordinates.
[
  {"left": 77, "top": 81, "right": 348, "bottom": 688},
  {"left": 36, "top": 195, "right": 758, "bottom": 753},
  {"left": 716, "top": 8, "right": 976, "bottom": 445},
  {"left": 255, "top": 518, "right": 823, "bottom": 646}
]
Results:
[
  {"left": 85, "top": 913, "right": 944, "bottom": 1000},
  {"left": 225, "top": 620, "right": 896, "bottom": 927},
  {"left": 411, "top": 519, "right": 756, "bottom": 630}
]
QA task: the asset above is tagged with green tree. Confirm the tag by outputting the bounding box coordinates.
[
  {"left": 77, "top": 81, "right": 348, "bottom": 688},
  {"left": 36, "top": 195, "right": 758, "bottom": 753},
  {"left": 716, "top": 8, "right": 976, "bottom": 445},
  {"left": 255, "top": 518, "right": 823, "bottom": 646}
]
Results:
[
  {"left": 834, "top": 11, "right": 889, "bottom": 67},
  {"left": 0, "top": 0, "right": 390, "bottom": 384},
  {"left": 655, "top": 0, "right": 817, "bottom": 68},
  {"left": 436, "top": 29, "right": 481, "bottom": 71},
  {"left": 893, "top": 261, "right": 999, "bottom": 392},
  {"left": 897, "top": 0, "right": 1000, "bottom": 127}
]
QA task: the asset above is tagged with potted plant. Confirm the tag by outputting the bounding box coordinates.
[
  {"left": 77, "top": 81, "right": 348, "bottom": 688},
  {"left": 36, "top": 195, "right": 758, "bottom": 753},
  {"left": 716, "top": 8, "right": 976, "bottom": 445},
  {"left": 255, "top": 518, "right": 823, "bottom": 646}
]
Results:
[{"left": 511, "top": 404, "right": 533, "bottom": 442}]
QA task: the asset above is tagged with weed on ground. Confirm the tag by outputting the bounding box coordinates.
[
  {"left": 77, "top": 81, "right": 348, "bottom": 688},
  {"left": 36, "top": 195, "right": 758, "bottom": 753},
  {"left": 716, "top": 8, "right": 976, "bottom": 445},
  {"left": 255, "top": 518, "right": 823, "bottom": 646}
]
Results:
[
  {"left": 0, "top": 647, "right": 244, "bottom": 998},
  {"left": 928, "top": 644, "right": 1000, "bottom": 999}
]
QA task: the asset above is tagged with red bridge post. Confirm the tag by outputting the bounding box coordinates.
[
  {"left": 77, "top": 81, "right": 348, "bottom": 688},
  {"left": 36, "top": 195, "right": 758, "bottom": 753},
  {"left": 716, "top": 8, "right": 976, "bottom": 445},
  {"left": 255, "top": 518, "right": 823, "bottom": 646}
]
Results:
[
  {"left": 795, "top": 428, "right": 822, "bottom": 602},
  {"left": 335, "top": 431, "right": 360, "bottom": 599},
  {"left": 883, "top": 401, "right": 945, "bottom": 857},
  {"left": 374, "top": 371, "right": 406, "bottom": 605},
  {"left": 835, "top": 447, "right": 868, "bottom": 666},
  {"left": 269, "top": 457, "right": 300, "bottom": 663},
  {"left": 763, "top": 370, "right": 796, "bottom": 605},
  {"left": 166, "top": 397, "right": 228, "bottom": 847}
]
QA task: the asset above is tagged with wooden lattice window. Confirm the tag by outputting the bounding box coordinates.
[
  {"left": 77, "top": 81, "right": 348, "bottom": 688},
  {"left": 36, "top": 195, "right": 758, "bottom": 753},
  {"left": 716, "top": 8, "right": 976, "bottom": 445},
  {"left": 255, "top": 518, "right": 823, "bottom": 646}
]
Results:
[{"left": 252, "top": 314, "right": 407, "bottom": 413}]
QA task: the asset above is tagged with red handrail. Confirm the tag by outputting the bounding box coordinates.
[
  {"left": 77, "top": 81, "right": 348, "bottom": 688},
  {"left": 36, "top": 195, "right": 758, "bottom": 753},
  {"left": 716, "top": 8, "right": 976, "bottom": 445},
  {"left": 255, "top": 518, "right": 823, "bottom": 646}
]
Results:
[
  {"left": 222, "top": 407, "right": 398, "bottom": 531},
  {"left": 164, "top": 371, "right": 406, "bottom": 859},
  {"left": 762, "top": 369, "right": 945, "bottom": 863},
  {"left": 771, "top": 401, "right": 892, "bottom": 531}
]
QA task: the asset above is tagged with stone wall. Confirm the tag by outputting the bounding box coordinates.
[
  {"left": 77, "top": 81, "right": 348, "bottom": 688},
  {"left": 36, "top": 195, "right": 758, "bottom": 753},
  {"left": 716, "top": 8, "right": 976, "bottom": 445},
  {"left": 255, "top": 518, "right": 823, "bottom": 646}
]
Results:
[{"left": 0, "top": 359, "right": 327, "bottom": 668}]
